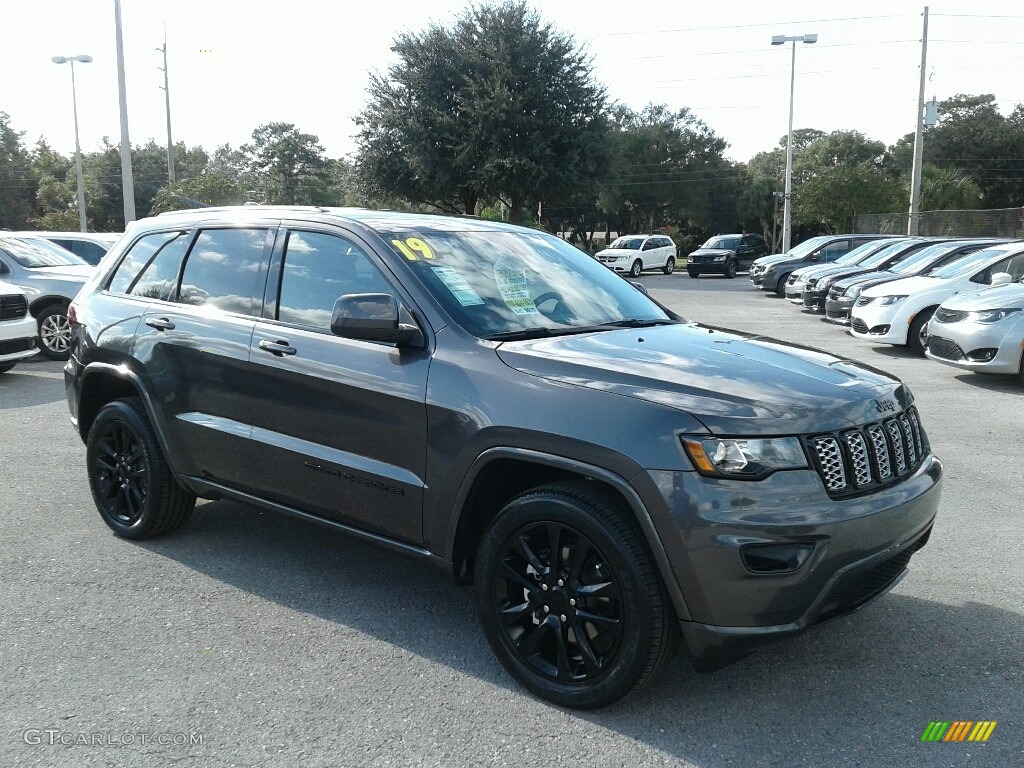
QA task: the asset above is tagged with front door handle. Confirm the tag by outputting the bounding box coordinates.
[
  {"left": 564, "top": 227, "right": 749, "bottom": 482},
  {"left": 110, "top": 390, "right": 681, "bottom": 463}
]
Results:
[
  {"left": 145, "top": 317, "right": 175, "bottom": 331},
  {"left": 258, "top": 339, "right": 297, "bottom": 356}
]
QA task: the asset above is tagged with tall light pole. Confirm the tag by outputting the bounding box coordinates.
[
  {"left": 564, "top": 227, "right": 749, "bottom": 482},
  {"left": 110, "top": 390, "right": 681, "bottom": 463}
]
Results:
[
  {"left": 157, "top": 22, "right": 174, "bottom": 183},
  {"left": 908, "top": 6, "right": 930, "bottom": 235},
  {"left": 771, "top": 33, "right": 818, "bottom": 254},
  {"left": 114, "top": 0, "right": 136, "bottom": 224},
  {"left": 51, "top": 54, "right": 93, "bottom": 232}
]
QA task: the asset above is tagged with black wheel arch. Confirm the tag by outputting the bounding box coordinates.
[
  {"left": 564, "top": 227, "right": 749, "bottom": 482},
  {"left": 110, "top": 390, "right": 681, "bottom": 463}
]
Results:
[
  {"left": 29, "top": 295, "right": 71, "bottom": 318},
  {"left": 444, "top": 447, "right": 692, "bottom": 622}
]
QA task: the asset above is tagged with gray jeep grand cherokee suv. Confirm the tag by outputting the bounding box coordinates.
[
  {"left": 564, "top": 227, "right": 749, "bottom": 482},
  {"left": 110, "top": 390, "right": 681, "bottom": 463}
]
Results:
[{"left": 65, "top": 207, "right": 942, "bottom": 709}]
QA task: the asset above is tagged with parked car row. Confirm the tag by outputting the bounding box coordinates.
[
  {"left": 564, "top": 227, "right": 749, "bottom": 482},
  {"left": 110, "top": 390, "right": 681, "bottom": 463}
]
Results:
[{"left": 750, "top": 236, "right": 1024, "bottom": 384}]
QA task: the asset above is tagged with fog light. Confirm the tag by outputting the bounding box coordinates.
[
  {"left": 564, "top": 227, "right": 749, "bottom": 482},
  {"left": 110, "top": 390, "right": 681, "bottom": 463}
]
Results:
[
  {"left": 741, "top": 543, "right": 815, "bottom": 574},
  {"left": 966, "top": 348, "right": 998, "bottom": 362},
  {"left": 869, "top": 324, "right": 891, "bottom": 335}
]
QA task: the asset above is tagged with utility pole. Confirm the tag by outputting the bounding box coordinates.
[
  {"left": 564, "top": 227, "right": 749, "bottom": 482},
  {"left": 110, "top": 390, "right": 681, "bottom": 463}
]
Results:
[
  {"left": 908, "top": 6, "right": 929, "bottom": 236},
  {"left": 114, "top": 0, "right": 136, "bottom": 224},
  {"left": 157, "top": 22, "right": 174, "bottom": 183}
]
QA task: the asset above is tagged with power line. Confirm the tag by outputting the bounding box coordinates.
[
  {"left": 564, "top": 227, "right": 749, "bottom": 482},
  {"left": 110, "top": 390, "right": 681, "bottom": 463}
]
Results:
[{"left": 591, "top": 15, "right": 906, "bottom": 38}]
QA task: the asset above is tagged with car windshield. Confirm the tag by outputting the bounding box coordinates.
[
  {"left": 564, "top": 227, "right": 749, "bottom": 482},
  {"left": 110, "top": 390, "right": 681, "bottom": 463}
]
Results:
[
  {"left": 385, "top": 229, "right": 674, "bottom": 339},
  {"left": 929, "top": 247, "right": 1014, "bottom": 280},
  {"left": 0, "top": 237, "right": 89, "bottom": 267},
  {"left": 890, "top": 242, "right": 964, "bottom": 275},
  {"left": 785, "top": 235, "right": 832, "bottom": 258},
  {"left": 703, "top": 236, "right": 739, "bottom": 249},
  {"left": 834, "top": 240, "right": 893, "bottom": 266},
  {"left": 858, "top": 241, "right": 917, "bottom": 269},
  {"left": 608, "top": 237, "right": 645, "bottom": 250}
]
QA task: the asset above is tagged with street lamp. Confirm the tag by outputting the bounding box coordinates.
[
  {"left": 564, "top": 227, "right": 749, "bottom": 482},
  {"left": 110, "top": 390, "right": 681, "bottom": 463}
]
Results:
[
  {"left": 771, "top": 33, "right": 817, "bottom": 254},
  {"left": 51, "top": 54, "right": 93, "bottom": 233}
]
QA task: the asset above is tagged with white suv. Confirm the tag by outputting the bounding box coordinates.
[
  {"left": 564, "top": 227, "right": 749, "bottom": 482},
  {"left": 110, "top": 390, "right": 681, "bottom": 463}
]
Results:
[
  {"left": 596, "top": 235, "right": 677, "bottom": 276},
  {"left": 0, "top": 280, "right": 38, "bottom": 374},
  {"left": 850, "top": 242, "right": 1024, "bottom": 355}
]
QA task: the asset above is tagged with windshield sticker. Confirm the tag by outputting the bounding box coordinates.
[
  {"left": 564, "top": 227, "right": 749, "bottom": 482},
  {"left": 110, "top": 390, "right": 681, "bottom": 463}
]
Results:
[
  {"left": 431, "top": 265, "right": 485, "bottom": 306},
  {"left": 493, "top": 257, "right": 539, "bottom": 315}
]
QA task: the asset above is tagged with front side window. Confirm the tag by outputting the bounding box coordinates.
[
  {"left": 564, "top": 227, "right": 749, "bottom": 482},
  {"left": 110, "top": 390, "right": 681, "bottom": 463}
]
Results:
[
  {"left": 704, "top": 236, "right": 739, "bottom": 250},
  {"left": 386, "top": 229, "right": 672, "bottom": 339},
  {"left": 931, "top": 247, "right": 1013, "bottom": 280},
  {"left": 0, "top": 237, "right": 88, "bottom": 268},
  {"left": 177, "top": 228, "right": 270, "bottom": 315},
  {"left": 819, "top": 241, "right": 851, "bottom": 260},
  {"left": 609, "top": 237, "right": 644, "bottom": 250},
  {"left": 277, "top": 231, "right": 396, "bottom": 330}
]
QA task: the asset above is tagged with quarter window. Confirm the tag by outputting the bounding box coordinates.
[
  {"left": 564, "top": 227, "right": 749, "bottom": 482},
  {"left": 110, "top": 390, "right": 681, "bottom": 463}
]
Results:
[
  {"left": 108, "top": 231, "right": 189, "bottom": 298},
  {"left": 177, "top": 228, "right": 270, "bottom": 315},
  {"left": 277, "top": 231, "right": 396, "bottom": 329}
]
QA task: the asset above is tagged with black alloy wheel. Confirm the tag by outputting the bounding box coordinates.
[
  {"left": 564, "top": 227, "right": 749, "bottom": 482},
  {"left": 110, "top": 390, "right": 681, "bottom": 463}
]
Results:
[
  {"left": 476, "top": 482, "right": 677, "bottom": 709},
  {"left": 87, "top": 398, "right": 196, "bottom": 539},
  {"left": 724, "top": 259, "right": 737, "bottom": 279}
]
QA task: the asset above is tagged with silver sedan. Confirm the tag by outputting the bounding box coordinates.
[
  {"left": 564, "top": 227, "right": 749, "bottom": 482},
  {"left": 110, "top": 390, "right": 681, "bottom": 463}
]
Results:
[{"left": 924, "top": 279, "right": 1024, "bottom": 382}]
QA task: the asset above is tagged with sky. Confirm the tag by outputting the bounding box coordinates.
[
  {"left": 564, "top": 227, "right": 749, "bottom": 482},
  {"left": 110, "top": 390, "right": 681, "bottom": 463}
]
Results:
[{"left": 2, "top": 0, "right": 1023, "bottom": 171}]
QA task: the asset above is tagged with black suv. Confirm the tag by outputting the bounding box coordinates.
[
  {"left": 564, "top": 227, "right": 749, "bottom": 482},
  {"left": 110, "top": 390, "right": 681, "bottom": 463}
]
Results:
[
  {"left": 65, "top": 207, "right": 942, "bottom": 709},
  {"left": 686, "top": 233, "right": 769, "bottom": 278}
]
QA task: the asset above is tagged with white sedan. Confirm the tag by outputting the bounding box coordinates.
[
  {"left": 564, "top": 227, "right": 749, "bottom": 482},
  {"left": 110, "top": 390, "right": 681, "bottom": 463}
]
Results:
[{"left": 850, "top": 242, "right": 1024, "bottom": 355}]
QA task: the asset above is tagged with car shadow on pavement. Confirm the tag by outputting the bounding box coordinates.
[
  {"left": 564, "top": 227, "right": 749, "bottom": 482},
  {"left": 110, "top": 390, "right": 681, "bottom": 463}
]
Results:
[
  {"left": 863, "top": 345, "right": 923, "bottom": 360},
  {"left": 0, "top": 357, "right": 66, "bottom": 410},
  {"left": 140, "top": 499, "right": 1022, "bottom": 767},
  {"left": 951, "top": 373, "right": 1023, "bottom": 394}
]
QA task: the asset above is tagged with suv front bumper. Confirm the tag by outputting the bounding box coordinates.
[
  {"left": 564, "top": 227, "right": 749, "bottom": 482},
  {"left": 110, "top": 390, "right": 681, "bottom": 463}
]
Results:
[
  {"left": 637, "top": 455, "right": 942, "bottom": 670},
  {"left": 0, "top": 315, "right": 39, "bottom": 365}
]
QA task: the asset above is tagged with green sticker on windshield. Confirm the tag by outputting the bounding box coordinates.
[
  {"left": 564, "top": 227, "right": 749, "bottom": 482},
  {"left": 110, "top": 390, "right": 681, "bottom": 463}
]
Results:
[
  {"left": 494, "top": 258, "right": 539, "bottom": 315},
  {"left": 431, "top": 265, "right": 485, "bottom": 306}
]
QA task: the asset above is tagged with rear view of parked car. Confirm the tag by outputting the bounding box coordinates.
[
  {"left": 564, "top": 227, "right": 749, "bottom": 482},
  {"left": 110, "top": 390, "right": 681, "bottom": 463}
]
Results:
[
  {"left": 0, "top": 236, "right": 93, "bottom": 360},
  {"left": 686, "top": 233, "right": 768, "bottom": 278},
  {"left": 596, "top": 234, "right": 677, "bottom": 276},
  {"left": 0, "top": 281, "right": 38, "bottom": 374}
]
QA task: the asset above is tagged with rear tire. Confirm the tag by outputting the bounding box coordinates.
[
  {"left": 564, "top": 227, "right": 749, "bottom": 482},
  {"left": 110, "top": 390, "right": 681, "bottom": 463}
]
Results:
[
  {"left": 86, "top": 398, "right": 196, "bottom": 540},
  {"left": 629, "top": 259, "right": 643, "bottom": 278},
  {"left": 908, "top": 308, "right": 935, "bottom": 356},
  {"left": 475, "top": 481, "right": 678, "bottom": 709},
  {"left": 662, "top": 257, "right": 675, "bottom": 275}
]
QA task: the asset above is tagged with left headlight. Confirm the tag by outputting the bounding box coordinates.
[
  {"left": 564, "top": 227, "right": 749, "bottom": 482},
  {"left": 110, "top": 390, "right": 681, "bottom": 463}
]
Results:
[
  {"left": 681, "top": 436, "right": 808, "bottom": 479},
  {"left": 878, "top": 294, "right": 908, "bottom": 306},
  {"left": 972, "top": 307, "right": 1021, "bottom": 323}
]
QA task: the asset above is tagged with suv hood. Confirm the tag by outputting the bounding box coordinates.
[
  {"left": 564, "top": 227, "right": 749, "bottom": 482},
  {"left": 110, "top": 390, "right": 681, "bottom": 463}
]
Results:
[
  {"left": 691, "top": 248, "right": 733, "bottom": 257},
  {"left": 939, "top": 283, "right": 1024, "bottom": 311},
  {"left": 753, "top": 254, "right": 791, "bottom": 267},
  {"left": 31, "top": 265, "right": 93, "bottom": 281},
  {"left": 496, "top": 324, "right": 905, "bottom": 434}
]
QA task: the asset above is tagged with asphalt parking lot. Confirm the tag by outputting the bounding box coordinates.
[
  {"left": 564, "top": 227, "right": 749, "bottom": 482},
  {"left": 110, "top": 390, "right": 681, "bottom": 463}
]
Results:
[{"left": 1, "top": 273, "right": 1021, "bottom": 768}]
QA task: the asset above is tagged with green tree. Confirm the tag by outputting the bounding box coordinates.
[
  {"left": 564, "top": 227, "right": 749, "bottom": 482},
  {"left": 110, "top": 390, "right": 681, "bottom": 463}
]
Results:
[
  {"left": 241, "top": 122, "right": 331, "bottom": 205},
  {"left": 355, "top": 0, "right": 610, "bottom": 223},
  {"left": 0, "top": 112, "right": 36, "bottom": 229},
  {"left": 148, "top": 173, "right": 244, "bottom": 215}
]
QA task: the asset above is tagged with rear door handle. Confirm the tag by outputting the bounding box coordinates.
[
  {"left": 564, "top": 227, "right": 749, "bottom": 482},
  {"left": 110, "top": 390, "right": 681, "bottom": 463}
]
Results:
[
  {"left": 145, "top": 317, "right": 175, "bottom": 331},
  {"left": 258, "top": 339, "right": 297, "bottom": 356}
]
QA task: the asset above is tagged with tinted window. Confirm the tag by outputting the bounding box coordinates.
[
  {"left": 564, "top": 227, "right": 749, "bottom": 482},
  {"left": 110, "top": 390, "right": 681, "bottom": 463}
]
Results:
[
  {"left": 71, "top": 240, "right": 107, "bottom": 265},
  {"left": 609, "top": 237, "right": 644, "bottom": 250},
  {"left": 49, "top": 239, "right": 74, "bottom": 250},
  {"left": 929, "top": 247, "right": 1011, "bottom": 280},
  {"left": 819, "top": 241, "right": 850, "bottom": 260},
  {"left": 109, "top": 231, "right": 189, "bottom": 297},
  {"left": 177, "top": 228, "right": 269, "bottom": 315},
  {"left": 704, "top": 236, "right": 739, "bottom": 250},
  {"left": 278, "top": 231, "right": 395, "bottom": 329},
  {"left": 131, "top": 233, "right": 192, "bottom": 301}
]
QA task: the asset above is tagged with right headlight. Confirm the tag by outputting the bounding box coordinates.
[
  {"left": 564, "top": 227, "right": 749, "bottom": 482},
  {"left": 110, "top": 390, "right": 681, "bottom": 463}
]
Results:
[{"left": 681, "top": 436, "right": 808, "bottom": 479}]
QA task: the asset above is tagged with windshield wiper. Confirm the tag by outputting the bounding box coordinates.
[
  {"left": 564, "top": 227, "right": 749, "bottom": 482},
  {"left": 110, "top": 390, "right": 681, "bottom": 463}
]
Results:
[
  {"left": 598, "top": 318, "right": 679, "bottom": 328},
  {"left": 482, "top": 328, "right": 559, "bottom": 341}
]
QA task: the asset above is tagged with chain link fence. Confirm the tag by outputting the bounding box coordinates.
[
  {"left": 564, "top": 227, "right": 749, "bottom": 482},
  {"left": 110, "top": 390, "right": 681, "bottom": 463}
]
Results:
[{"left": 855, "top": 207, "right": 1024, "bottom": 238}]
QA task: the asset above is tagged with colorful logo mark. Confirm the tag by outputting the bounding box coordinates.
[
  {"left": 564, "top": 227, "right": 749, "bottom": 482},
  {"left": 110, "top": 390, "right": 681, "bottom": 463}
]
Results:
[{"left": 921, "top": 721, "right": 997, "bottom": 742}]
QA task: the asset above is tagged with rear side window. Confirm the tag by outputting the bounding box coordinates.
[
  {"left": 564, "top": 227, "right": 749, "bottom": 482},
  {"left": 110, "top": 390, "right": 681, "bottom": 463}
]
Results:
[
  {"left": 177, "top": 228, "right": 270, "bottom": 315},
  {"left": 71, "top": 240, "right": 107, "bottom": 265},
  {"left": 277, "top": 230, "right": 396, "bottom": 330},
  {"left": 820, "top": 240, "right": 851, "bottom": 260},
  {"left": 108, "top": 231, "right": 189, "bottom": 298}
]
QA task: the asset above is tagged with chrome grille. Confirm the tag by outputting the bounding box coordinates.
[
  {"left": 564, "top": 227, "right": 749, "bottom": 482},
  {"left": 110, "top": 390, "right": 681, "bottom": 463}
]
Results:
[
  {"left": 925, "top": 336, "right": 965, "bottom": 361},
  {"left": 808, "top": 406, "right": 927, "bottom": 497},
  {"left": 867, "top": 425, "right": 892, "bottom": 480},
  {"left": 934, "top": 308, "right": 967, "bottom": 324},
  {"left": 844, "top": 431, "right": 872, "bottom": 487},
  {"left": 851, "top": 318, "right": 869, "bottom": 334},
  {"left": 811, "top": 437, "right": 847, "bottom": 492}
]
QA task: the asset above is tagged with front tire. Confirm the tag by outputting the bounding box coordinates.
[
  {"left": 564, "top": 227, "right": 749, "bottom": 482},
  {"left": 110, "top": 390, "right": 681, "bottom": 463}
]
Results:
[
  {"left": 774, "top": 273, "right": 791, "bottom": 297},
  {"left": 86, "top": 398, "right": 196, "bottom": 540},
  {"left": 629, "top": 259, "right": 643, "bottom": 278},
  {"left": 724, "top": 259, "right": 737, "bottom": 279},
  {"left": 662, "top": 257, "right": 675, "bottom": 275},
  {"left": 475, "top": 481, "right": 677, "bottom": 709},
  {"left": 687, "top": 268, "right": 699, "bottom": 278},
  {"left": 0, "top": 362, "right": 16, "bottom": 374},
  {"left": 37, "top": 303, "right": 72, "bottom": 361},
  {"left": 908, "top": 308, "right": 935, "bottom": 356}
]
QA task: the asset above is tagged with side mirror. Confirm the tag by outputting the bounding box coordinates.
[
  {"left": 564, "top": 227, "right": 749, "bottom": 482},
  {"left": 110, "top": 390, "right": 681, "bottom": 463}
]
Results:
[
  {"left": 990, "top": 272, "right": 1013, "bottom": 287},
  {"left": 628, "top": 281, "right": 649, "bottom": 296},
  {"left": 330, "top": 293, "right": 423, "bottom": 347},
  {"left": 809, "top": 254, "right": 820, "bottom": 262}
]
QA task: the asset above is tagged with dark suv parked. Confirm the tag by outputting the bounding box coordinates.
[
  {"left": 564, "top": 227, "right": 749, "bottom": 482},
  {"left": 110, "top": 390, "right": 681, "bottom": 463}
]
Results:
[
  {"left": 686, "top": 233, "right": 769, "bottom": 278},
  {"left": 65, "top": 207, "right": 942, "bottom": 709}
]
